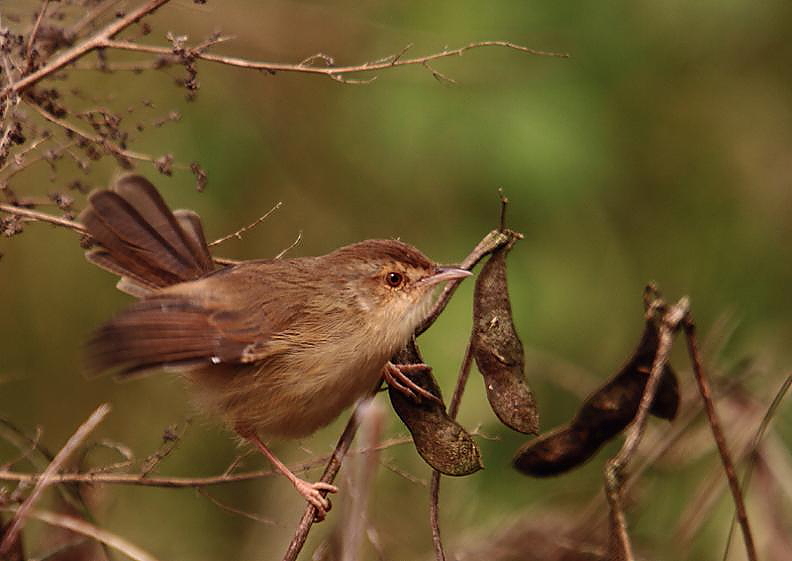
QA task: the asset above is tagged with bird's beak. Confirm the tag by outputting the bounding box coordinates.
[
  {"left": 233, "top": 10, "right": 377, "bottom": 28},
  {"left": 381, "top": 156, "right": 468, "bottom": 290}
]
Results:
[{"left": 419, "top": 266, "right": 472, "bottom": 288}]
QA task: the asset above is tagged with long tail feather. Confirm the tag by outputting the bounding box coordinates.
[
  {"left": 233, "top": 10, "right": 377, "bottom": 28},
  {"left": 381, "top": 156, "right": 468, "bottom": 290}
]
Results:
[
  {"left": 87, "top": 297, "right": 248, "bottom": 376},
  {"left": 79, "top": 175, "right": 214, "bottom": 289}
]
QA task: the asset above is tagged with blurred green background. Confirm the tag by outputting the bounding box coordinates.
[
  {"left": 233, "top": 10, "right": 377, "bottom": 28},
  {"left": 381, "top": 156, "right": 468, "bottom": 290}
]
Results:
[{"left": 1, "top": 1, "right": 790, "bottom": 559}]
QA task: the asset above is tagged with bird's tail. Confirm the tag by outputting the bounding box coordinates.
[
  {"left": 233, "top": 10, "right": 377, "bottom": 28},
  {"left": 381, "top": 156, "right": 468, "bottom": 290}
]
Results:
[{"left": 79, "top": 175, "right": 215, "bottom": 296}]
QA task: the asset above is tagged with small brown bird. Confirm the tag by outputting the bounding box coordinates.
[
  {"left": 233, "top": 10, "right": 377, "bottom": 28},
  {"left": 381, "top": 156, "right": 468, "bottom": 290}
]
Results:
[{"left": 80, "top": 175, "right": 470, "bottom": 517}]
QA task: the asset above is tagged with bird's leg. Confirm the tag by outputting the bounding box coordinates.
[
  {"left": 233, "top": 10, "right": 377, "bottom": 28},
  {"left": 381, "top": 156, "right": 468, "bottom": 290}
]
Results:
[
  {"left": 383, "top": 361, "right": 442, "bottom": 404},
  {"left": 242, "top": 431, "right": 337, "bottom": 521}
]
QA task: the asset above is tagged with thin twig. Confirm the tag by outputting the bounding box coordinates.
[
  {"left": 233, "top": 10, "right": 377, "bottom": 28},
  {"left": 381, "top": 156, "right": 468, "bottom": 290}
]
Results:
[
  {"left": 0, "top": 427, "right": 43, "bottom": 471},
  {"left": 683, "top": 317, "right": 758, "bottom": 561},
  {"left": 380, "top": 459, "right": 427, "bottom": 487},
  {"left": 207, "top": 201, "right": 282, "bottom": 247},
  {"left": 498, "top": 188, "right": 508, "bottom": 232},
  {"left": 429, "top": 330, "right": 477, "bottom": 561},
  {"left": 196, "top": 488, "right": 275, "bottom": 525},
  {"left": 0, "top": 140, "right": 76, "bottom": 181},
  {"left": 0, "top": 507, "right": 161, "bottom": 561},
  {"left": 0, "top": 403, "right": 111, "bottom": 555},
  {"left": 603, "top": 297, "right": 689, "bottom": 561},
  {"left": 27, "top": 100, "right": 165, "bottom": 165},
  {"left": 99, "top": 39, "right": 569, "bottom": 82},
  {"left": 275, "top": 230, "right": 303, "bottom": 259},
  {"left": 0, "top": 133, "right": 50, "bottom": 175},
  {"left": 282, "top": 391, "right": 374, "bottom": 561},
  {"left": 428, "top": 473, "right": 445, "bottom": 561},
  {"left": 448, "top": 339, "right": 476, "bottom": 422}
]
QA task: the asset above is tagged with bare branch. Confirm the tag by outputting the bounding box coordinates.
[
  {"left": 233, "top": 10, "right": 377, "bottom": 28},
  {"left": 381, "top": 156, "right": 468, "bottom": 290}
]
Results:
[
  {"left": 274, "top": 230, "right": 303, "bottom": 260},
  {"left": 683, "top": 317, "right": 758, "bottom": 561},
  {"left": 429, "top": 330, "right": 477, "bottom": 561},
  {"left": 98, "top": 39, "right": 568, "bottom": 82},
  {"left": 429, "top": 472, "right": 446, "bottom": 561},
  {"left": 282, "top": 391, "right": 375, "bottom": 561}
]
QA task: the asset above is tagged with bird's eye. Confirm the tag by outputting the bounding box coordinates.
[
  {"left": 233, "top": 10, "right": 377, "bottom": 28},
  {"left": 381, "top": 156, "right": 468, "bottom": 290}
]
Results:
[{"left": 386, "top": 271, "right": 404, "bottom": 287}]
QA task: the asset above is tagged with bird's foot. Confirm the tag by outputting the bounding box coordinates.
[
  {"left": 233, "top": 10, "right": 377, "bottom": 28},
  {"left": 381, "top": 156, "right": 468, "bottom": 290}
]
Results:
[
  {"left": 383, "top": 361, "right": 442, "bottom": 404},
  {"left": 292, "top": 478, "right": 338, "bottom": 521}
]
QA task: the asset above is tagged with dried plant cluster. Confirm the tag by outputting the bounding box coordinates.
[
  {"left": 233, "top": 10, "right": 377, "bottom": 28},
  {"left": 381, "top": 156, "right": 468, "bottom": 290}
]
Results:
[{"left": 1, "top": 2, "right": 789, "bottom": 561}]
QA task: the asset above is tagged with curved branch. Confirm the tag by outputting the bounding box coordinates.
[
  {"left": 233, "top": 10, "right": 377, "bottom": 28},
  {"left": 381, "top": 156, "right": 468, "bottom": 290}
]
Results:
[{"left": 99, "top": 39, "right": 568, "bottom": 81}]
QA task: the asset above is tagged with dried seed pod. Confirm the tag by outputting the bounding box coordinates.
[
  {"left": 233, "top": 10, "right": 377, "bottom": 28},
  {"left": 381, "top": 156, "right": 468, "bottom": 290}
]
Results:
[
  {"left": 574, "top": 363, "right": 679, "bottom": 444},
  {"left": 389, "top": 340, "right": 483, "bottom": 476},
  {"left": 512, "top": 425, "right": 598, "bottom": 477},
  {"left": 513, "top": 317, "right": 680, "bottom": 477},
  {"left": 472, "top": 235, "right": 539, "bottom": 434}
]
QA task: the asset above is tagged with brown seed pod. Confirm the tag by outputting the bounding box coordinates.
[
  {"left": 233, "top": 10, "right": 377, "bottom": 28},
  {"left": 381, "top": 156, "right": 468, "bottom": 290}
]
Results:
[
  {"left": 513, "top": 317, "right": 680, "bottom": 477},
  {"left": 389, "top": 340, "right": 483, "bottom": 477},
  {"left": 472, "top": 235, "right": 539, "bottom": 434},
  {"left": 512, "top": 425, "right": 598, "bottom": 477}
]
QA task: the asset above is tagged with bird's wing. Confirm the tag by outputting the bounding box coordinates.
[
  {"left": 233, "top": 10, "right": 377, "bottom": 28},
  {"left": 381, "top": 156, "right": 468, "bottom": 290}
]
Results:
[{"left": 87, "top": 272, "right": 304, "bottom": 377}]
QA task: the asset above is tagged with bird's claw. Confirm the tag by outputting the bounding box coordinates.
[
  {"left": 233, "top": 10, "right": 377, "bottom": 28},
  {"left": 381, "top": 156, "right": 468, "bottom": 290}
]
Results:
[
  {"left": 293, "top": 479, "right": 338, "bottom": 521},
  {"left": 384, "top": 362, "right": 442, "bottom": 404}
]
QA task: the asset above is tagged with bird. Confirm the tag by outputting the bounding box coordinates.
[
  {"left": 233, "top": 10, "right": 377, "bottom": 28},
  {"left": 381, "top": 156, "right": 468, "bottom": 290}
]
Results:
[{"left": 79, "top": 175, "right": 471, "bottom": 518}]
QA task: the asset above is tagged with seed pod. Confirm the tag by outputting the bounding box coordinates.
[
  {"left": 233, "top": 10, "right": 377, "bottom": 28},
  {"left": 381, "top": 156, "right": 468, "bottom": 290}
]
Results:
[
  {"left": 472, "top": 236, "right": 539, "bottom": 434},
  {"left": 389, "top": 340, "right": 483, "bottom": 476},
  {"left": 513, "top": 317, "right": 680, "bottom": 477},
  {"left": 512, "top": 425, "right": 597, "bottom": 477},
  {"left": 574, "top": 363, "right": 679, "bottom": 445}
]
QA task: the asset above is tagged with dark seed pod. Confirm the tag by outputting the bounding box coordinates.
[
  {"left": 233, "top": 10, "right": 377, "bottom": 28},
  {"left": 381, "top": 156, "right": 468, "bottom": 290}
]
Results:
[
  {"left": 573, "top": 363, "right": 679, "bottom": 444},
  {"left": 472, "top": 236, "right": 539, "bottom": 434},
  {"left": 512, "top": 425, "right": 598, "bottom": 477},
  {"left": 513, "top": 316, "right": 680, "bottom": 477},
  {"left": 389, "top": 340, "right": 483, "bottom": 476}
]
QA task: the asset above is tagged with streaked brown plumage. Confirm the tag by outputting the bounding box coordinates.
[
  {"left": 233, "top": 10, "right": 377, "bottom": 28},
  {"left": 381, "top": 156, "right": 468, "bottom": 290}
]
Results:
[{"left": 81, "top": 175, "right": 470, "bottom": 516}]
